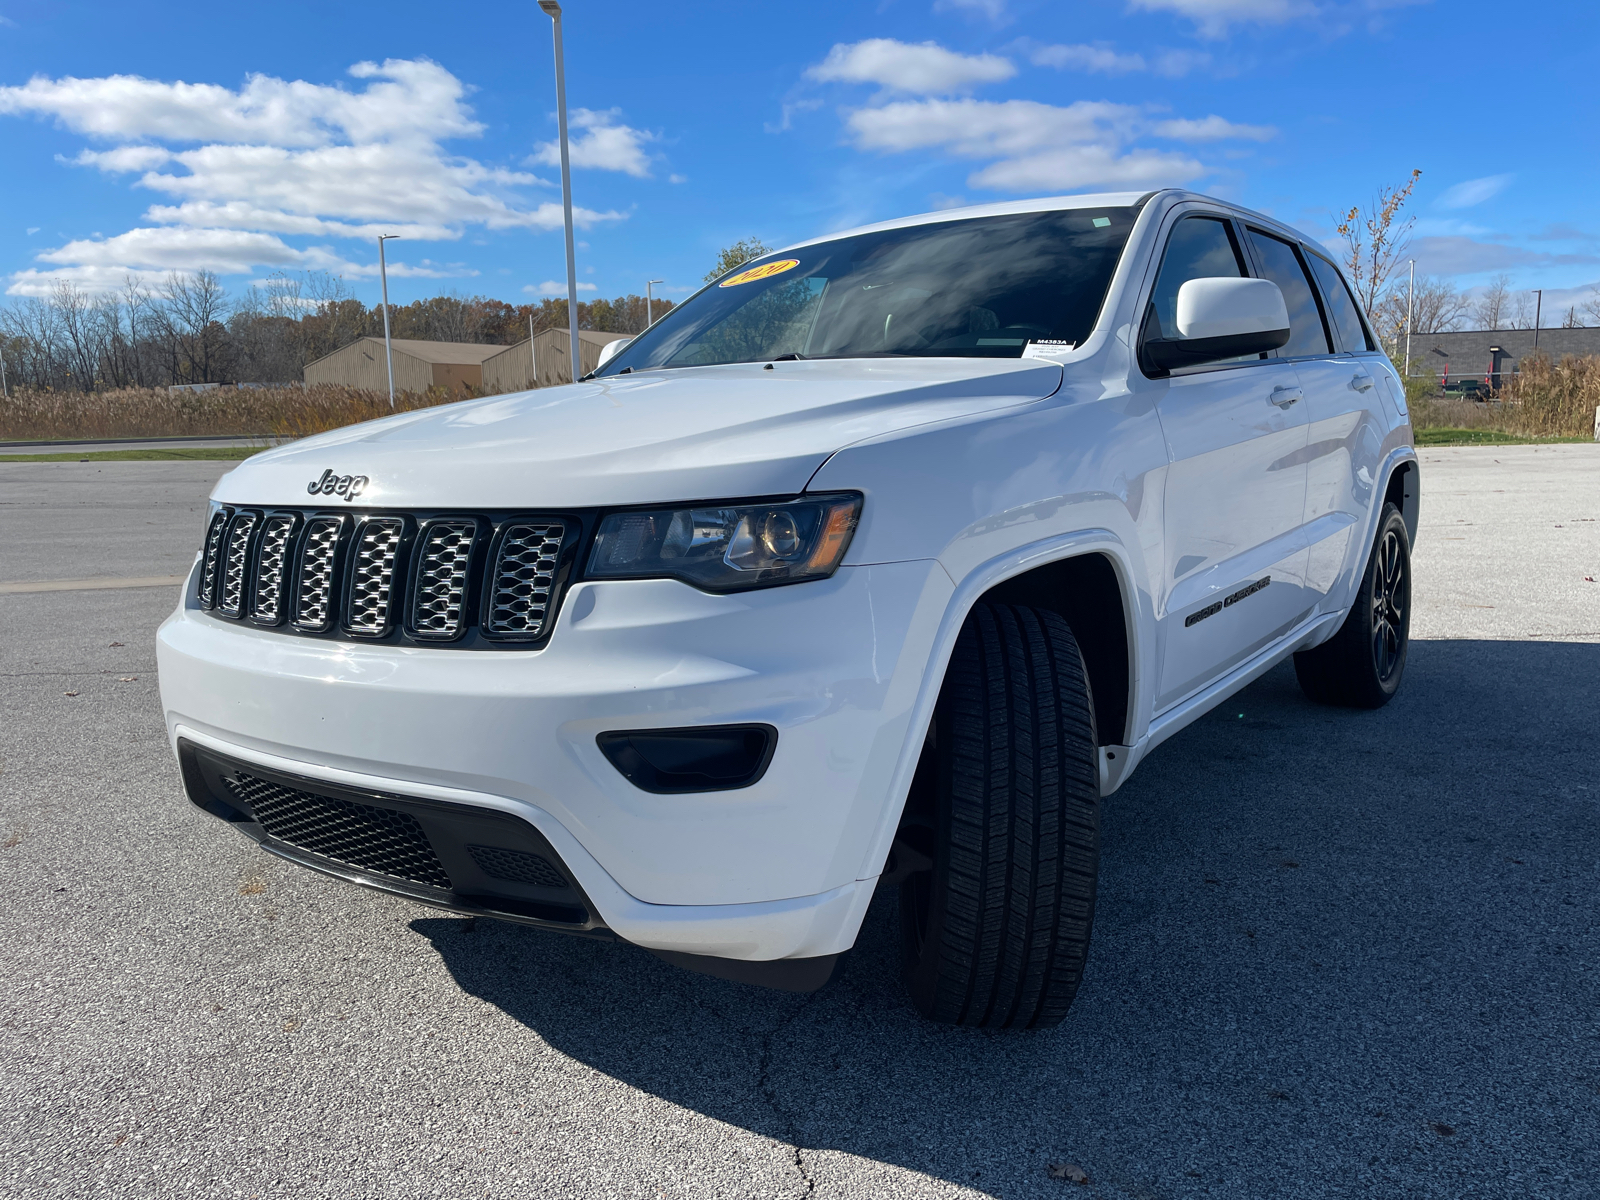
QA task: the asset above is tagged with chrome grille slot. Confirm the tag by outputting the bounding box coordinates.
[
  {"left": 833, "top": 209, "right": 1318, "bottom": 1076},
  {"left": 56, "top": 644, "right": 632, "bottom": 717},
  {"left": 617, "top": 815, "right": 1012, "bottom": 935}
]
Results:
[
  {"left": 485, "top": 522, "right": 566, "bottom": 639},
  {"left": 410, "top": 520, "right": 477, "bottom": 640},
  {"left": 293, "top": 516, "right": 344, "bottom": 632},
  {"left": 218, "top": 511, "right": 259, "bottom": 618},
  {"left": 250, "top": 514, "right": 298, "bottom": 625},
  {"left": 198, "top": 508, "right": 231, "bottom": 608},
  {"left": 345, "top": 517, "right": 405, "bottom": 637}
]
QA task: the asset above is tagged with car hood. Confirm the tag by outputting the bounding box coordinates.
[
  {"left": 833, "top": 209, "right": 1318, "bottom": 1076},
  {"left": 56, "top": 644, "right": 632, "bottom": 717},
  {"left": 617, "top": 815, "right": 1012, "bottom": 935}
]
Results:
[{"left": 216, "top": 357, "right": 1063, "bottom": 509}]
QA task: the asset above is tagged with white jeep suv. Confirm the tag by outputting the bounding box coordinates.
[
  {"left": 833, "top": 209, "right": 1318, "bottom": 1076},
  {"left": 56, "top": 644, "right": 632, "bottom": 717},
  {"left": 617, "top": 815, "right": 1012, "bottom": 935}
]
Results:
[{"left": 158, "top": 189, "right": 1418, "bottom": 1027}]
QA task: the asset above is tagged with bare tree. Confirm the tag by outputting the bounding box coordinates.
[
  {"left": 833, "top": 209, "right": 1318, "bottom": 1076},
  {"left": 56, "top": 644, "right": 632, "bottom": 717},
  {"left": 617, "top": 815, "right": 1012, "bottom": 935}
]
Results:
[
  {"left": 1337, "top": 169, "right": 1422, "bottom": 317},
  {"left": 157, "top": 271, "right": 235, "bottom": 383},
  {"left": 1472, "top": 274, "right": 1511, "bottom": 331},
  {"left": 1561, "top": 305, "right": 1582, "bottom": 329},
  {"left": 1582, "top": 286, "right": 1600, "bottom": 327}
]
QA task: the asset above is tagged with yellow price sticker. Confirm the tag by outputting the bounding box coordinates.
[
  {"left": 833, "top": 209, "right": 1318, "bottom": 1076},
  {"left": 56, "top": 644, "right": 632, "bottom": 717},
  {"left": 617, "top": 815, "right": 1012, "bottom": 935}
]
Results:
[{"left": 718, "top": 259, "right": 801, "bottom": 288}]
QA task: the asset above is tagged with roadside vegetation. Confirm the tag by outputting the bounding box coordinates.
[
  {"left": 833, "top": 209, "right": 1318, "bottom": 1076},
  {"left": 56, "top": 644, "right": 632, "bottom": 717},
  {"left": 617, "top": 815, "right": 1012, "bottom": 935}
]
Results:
[
  {"left": 0, "top": 383, "right": 457, "bottom": 442},
  {"left": 1407, "top": 354, "right": 1600, "bottom": 443}
]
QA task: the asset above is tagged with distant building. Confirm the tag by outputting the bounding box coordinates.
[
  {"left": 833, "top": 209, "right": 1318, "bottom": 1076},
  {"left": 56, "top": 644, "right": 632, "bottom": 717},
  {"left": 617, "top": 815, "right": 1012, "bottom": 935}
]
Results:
[
  {"left": 481, "top": 329, "right": 631, "bottom": 393},
  {"left": 303, "top": 338, "right": 509, "bottom": 394},
  {"left": 303, "top": 330, "right": 631, "bottom": 395},
  {"left": 1405, "top": 327, "right": 1600, "bottom": 386}
]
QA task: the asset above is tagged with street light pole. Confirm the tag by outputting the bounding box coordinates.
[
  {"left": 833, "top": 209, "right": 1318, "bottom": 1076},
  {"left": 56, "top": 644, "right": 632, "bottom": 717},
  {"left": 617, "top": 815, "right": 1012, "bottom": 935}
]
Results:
[
  {"left": 1533, "top": 289, "right": 1542, "bottom": 353},
  {"left": 539, "top": 0, "right": 581, "bottom": 384},
  {"left": 0, "top": 351, "right": 8, "bottom": 399},
  {"left": 1404, "top": 259, "right": 1414, "bottom": 379},
  {"left": 646, "top": 279, "right": 664, "bottom": 327},
  {"left": 377, "top": 234, "right": 401, "bottom": 409}
]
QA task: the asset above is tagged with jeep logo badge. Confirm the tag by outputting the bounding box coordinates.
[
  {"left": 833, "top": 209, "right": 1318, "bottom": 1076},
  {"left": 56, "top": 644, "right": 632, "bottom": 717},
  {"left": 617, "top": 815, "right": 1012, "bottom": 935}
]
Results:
[{"left": 307, "top": 469, "right": 369, "bottom": 501}]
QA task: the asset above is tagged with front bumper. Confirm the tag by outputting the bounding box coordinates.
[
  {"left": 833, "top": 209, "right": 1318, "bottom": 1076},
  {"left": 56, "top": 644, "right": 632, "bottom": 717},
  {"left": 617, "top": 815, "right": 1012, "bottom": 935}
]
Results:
[{"left": 158, "top": 559, "right": 954, "bottom": 962}]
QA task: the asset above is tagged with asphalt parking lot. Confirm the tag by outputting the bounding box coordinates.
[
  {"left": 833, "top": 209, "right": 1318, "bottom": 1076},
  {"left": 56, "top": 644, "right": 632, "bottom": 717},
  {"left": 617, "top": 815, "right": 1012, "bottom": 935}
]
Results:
[{"left": 2, "top": 445, "right": 1597, "bottom": 1200}]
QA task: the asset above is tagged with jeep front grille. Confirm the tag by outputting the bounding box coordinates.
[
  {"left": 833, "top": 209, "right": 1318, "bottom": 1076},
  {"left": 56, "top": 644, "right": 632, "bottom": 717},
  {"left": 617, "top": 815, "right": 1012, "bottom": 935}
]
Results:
[
  {"left": 411, "top": 521, "right": 477, "bottom": 639},
  {"left": 346, "top": 518, "right": 404, "bottom": 637},
  {"left": 250, "top": 514, "right": 297, "bottom": 624},
  {"left": 293, "top": 516, "right": 344, "bottom": 632},
  {"left": 197, "top": 507, "right": 572, "bottom": 649},
  {"left": 199, "top": 509, "right": 230, "bottom": 608},
  {"left": 219, "top": 511, "right": 258, "bottom": 618},
  {"left": 486, "top": 522, "right": 566, "bottom": 640},
  {"left": 223, "top": 770, "right": 453, "bottom": 890}
]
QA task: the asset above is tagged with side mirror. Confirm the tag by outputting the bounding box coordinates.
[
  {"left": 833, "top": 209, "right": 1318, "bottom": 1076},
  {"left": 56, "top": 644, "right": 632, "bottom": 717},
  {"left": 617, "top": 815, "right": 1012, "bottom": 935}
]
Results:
[
  {"left": 596, "top": 337, "right": 631, "bottom": 369},
  {"left": 1143, "top": 277, "right": 1291, "bottom": 373}
]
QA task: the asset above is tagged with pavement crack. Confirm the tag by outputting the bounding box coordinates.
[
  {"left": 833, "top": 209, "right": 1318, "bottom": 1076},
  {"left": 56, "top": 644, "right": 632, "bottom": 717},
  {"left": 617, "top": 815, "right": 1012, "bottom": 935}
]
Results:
[{"left": 757, "top": 993, "right": 821, "bottom": 1197}]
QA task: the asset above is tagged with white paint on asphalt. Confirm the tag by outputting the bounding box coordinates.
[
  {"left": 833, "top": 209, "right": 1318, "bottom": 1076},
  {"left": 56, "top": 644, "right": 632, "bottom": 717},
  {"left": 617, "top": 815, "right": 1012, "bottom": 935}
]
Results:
[{"left": 0, "top": 574, "right": 189, "bottom": 594}]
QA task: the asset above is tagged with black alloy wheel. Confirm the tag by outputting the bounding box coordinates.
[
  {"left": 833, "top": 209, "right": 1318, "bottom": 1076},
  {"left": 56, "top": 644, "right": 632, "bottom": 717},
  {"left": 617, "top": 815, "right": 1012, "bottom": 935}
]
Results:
[{"left": 1293, "top": 501, "right": 1412, "bottom": 709}]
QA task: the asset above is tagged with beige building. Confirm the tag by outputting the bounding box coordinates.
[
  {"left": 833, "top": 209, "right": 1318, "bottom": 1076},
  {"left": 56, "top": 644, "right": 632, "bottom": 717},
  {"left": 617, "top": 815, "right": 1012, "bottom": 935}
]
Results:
[
  {"left": 305, "top": 331, "right": 632, "bottom": 396},
  {"left": 304, "top": 338, "right": 514, "bottom": 394},
  {"left": 481, "top": 329, "right": 631, "bottom": 393}
]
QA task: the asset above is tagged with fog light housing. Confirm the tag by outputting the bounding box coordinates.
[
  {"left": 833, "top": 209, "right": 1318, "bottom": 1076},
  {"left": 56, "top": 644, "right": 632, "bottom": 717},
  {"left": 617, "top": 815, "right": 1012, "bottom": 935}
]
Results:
[{"left": 596, "top": 724, "right": 778, "bottom": 794}]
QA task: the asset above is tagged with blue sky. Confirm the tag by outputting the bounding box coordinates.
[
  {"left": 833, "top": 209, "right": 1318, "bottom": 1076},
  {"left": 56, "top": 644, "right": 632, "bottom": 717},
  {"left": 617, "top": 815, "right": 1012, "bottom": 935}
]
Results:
[{"left": 2, "top": 0, "right": 1597, "bottom": 316}]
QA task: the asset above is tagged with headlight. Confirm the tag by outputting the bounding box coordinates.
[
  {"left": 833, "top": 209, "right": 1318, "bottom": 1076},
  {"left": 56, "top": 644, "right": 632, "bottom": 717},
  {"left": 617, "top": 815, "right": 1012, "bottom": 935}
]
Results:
[{"left": 587, "top": 493, "right": 861, "bottom": 592}]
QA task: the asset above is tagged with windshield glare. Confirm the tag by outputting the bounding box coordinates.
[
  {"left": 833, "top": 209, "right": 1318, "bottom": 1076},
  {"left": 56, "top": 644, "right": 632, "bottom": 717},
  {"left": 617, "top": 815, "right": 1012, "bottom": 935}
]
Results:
[{"left": 595, "top": 207, "right": 1137, "bottom": 376}]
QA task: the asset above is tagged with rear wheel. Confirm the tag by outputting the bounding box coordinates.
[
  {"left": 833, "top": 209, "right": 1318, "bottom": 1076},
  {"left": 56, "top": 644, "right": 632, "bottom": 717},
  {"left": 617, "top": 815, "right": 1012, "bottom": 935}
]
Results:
[
  {"left": 1294, "top": 501, "right": 1411, "bottom": 709},
  {"left": 897, "top": 603, "right": 1100, "bottom": 1029}
]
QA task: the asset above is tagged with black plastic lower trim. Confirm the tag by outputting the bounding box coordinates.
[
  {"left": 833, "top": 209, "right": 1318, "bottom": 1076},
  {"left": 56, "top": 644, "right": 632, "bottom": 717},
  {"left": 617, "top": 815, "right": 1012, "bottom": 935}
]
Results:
[
  {"left": 648, "top": 949, "right": 840, "bottom": 993},
  {"left": 177, "top": 739, "right": 611, "bottom": 937}
]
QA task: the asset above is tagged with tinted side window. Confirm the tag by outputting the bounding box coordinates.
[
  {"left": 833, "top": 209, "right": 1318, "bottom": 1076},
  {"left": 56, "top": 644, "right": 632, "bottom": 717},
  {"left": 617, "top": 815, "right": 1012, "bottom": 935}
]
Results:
[
  {"left": 1306, "top": 252, "right": 1373, "bottom": 352},
  {"left": 1147, "top": 216, "right": 1246, "bottom": 341},
  {"left": 1244, "top": 228, "right": 1331, "bottom": 357}
]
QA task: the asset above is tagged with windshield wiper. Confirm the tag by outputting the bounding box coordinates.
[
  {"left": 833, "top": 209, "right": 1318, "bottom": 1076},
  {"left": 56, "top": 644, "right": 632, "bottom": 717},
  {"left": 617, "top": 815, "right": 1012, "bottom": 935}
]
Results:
[{"left": 770, "top": 352, "right": 806, "bottom": 361}]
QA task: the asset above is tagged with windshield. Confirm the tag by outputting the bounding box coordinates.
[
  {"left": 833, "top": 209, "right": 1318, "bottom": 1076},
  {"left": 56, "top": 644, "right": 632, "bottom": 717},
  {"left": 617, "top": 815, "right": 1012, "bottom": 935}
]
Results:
[{"left": 594, "top": 207, "right": 1138, "bottom": 376}]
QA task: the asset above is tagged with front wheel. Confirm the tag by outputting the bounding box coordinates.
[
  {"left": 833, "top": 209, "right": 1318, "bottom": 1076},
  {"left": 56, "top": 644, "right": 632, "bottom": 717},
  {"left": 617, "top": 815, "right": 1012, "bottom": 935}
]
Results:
[
  {"left": 897, "top": 603, "right": 1100, "bottom": 1029},
  {"left": 1294, "top": 501, "right": 1412, "bottom": 709}
]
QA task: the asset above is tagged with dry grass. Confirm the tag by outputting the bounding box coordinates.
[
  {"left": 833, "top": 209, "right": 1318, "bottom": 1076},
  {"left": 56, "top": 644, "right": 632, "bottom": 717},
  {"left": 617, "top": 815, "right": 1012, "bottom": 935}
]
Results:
[
  {"left": 1410, "top": 354, "right": 1600, "bottom": 441},
  {"left": 0, "top": 384, "right": 467, "bottom": 442}
]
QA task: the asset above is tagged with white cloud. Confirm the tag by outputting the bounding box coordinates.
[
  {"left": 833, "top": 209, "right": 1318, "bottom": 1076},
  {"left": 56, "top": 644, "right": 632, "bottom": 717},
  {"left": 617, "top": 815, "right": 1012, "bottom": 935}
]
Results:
[
  {"left": 526, "top": 280, "right": 598, "bottom": 296},
  {"left": 533, "top": 108, "right": 654, "bottom": 177},
  {"left": 0, "top": 58, "right": 482, "bottom": 147},
  {"left": 1436, "top": 174, "right": 1513, "bottom": 210},
  {"left": 1151, "top": 49, "right": 1215, "bottom": 76},
  {"left": 1128, "top": 0, "right": 1312, "bottom": 37},
  {"left": 972, "top": 146, "right": 1203, "bottom": 191},
  {"left": 843, "top": 98, "right": 1207, "bottom": 192},
  {"left": 1153, "top": 115, "right": 1275, "bottom": 141},
  {"left": 0, "top": 59, "right": 630, "bottom": 294},
  {"left": 1023, "top": 41, "right": 1214, "bottom": 77},
  {"left": 669, "top": 173, "right": 687, "bottom": 184},
  {"left": 1028, "top": 43, "right": 1148, "bottom": 75},
  {"left": 807, "top": 39, "right": 1015, "bottom": 95}
]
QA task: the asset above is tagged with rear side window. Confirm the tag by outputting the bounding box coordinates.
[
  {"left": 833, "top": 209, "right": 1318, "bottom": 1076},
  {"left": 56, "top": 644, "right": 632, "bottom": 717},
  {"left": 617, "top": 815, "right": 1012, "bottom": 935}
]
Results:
[
  {"left": 1244, "top": 228, "right": 1331, "bottom": 358},
  {"left": 1146, "top": 215, "right": 1247, "bottom": 341},
  {"left": 1306, "top": 252, "right": 1374, "bottom": 352}
]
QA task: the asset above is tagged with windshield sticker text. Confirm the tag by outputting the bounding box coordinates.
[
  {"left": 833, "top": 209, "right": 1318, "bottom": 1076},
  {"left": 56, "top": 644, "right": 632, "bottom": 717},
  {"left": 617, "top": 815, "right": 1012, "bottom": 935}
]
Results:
[{"left": 719, "top": 259, "right": 801, "bottom": 288}]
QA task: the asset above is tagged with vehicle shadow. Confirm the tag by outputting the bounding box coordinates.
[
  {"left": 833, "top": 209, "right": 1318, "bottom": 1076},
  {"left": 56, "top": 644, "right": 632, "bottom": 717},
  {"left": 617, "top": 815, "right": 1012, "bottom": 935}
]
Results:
[{"left": 415, "top": 639, "right": 1600, "bottom": 1198}]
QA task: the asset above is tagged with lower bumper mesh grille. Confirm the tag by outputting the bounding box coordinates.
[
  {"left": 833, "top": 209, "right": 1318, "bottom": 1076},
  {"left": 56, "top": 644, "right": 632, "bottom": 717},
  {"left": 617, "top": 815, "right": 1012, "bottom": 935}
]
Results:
[
  {"left": 467, "top": 844, "right": 569, "bottom": 889},
  {"left": 223, "top": 771, "right": 453, "bottom": 890}
]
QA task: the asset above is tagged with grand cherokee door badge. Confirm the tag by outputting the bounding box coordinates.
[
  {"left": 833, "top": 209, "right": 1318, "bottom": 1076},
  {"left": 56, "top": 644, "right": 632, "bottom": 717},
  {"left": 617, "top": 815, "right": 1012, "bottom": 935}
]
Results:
[{"left": 1185, "top": 576, "right": 1270, "bottom": 627}]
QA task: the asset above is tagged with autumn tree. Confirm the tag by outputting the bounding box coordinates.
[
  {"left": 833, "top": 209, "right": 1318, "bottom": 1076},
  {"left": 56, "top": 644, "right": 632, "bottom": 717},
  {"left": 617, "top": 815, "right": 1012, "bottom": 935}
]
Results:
[{"left": 705, "top": 238, "right": 774, "bottom": 284}]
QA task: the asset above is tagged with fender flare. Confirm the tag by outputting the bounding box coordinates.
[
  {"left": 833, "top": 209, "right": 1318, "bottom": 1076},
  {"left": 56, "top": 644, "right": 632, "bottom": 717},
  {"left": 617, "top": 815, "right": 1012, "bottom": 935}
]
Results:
[{"left": 852, "top": 528, "right": 1146, "bottom": 883}]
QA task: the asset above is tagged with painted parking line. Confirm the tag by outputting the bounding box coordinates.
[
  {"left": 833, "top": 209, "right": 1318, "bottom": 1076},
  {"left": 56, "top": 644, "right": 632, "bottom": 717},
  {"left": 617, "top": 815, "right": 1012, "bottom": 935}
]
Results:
[{"left": 0, "top": 574, "right": 188, "bottom": 595}]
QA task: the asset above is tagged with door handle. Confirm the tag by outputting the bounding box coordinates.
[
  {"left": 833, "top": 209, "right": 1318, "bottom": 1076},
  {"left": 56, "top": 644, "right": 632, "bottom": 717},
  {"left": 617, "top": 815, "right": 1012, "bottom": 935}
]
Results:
[
  {"left": 1350, "top": 372, "right": 1375, "bottom": 392},
  {"left": 1268, "top": 385, "right": 1302, "bottom": 408}
]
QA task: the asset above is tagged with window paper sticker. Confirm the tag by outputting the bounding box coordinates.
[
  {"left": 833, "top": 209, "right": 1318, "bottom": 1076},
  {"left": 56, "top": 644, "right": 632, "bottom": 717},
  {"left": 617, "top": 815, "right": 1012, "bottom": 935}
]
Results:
[{"left": 719, "top": 259, "right": 801, "bottom": 287}]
